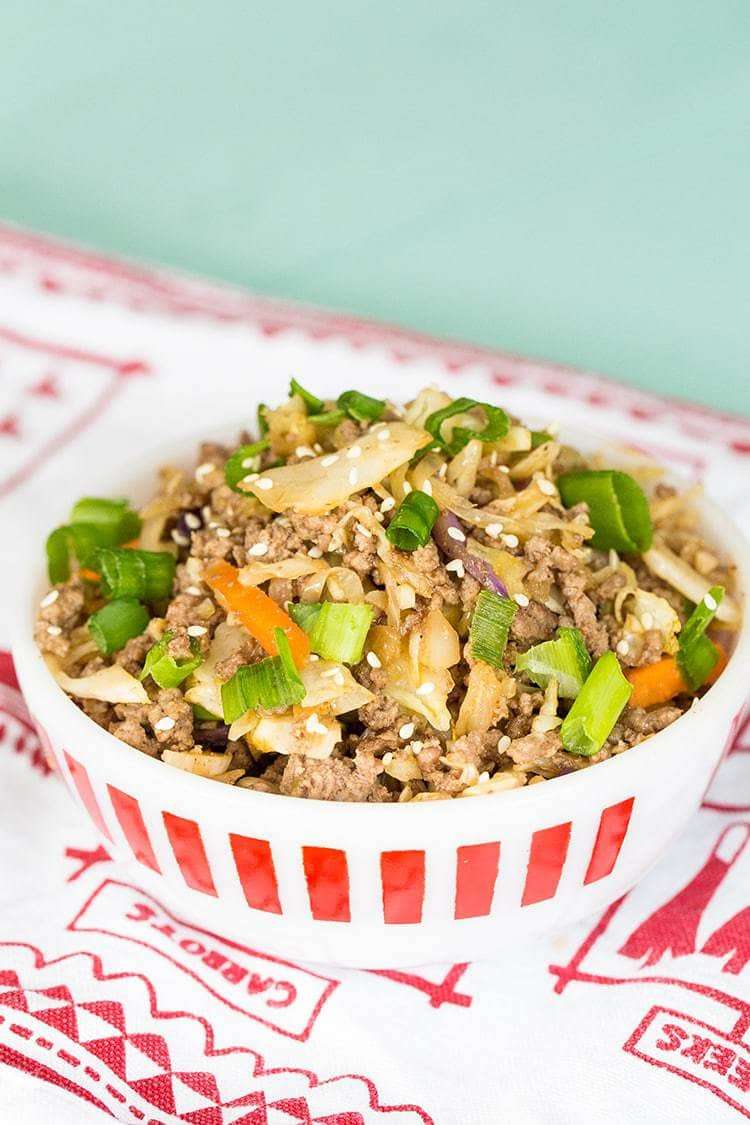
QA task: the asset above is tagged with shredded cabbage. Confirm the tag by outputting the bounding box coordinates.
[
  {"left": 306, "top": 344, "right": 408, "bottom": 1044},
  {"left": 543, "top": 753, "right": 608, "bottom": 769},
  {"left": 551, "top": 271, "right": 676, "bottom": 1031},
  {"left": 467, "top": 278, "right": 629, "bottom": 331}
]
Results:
[
  {"left": 643, "top": 541, "right": 739, "bottom": 624},
  {"left": 46, "top": 655, "right": 148, "bottom": 704},
  {"left": 184, "top": 621, "right": 248, "bottom": 718}
]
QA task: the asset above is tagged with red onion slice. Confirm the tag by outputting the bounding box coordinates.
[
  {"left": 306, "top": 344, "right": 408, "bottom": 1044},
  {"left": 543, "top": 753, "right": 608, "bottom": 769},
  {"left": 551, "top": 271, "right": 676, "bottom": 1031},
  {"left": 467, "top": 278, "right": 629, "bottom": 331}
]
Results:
[{"left": 432, "top": 511, "right": 508, "bottom": 596}]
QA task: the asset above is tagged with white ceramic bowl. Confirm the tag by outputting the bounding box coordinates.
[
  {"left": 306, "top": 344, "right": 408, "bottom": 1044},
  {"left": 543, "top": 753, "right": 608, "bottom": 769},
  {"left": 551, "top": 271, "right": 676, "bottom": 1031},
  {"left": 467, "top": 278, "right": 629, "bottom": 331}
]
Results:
[{"left": 11, "top": 435, "right": 750, "bottom": 969}]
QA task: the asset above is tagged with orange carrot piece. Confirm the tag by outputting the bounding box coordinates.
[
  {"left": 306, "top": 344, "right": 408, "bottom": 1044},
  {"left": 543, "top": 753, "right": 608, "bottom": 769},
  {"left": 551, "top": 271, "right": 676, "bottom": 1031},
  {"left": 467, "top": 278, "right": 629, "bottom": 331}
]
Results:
[
  {"left": 203, "top": 558, "right": 310, "bottom": 666},
  {"left": 626, "top": 645, "right": 727, "bottom": 709},
  {"left": 78, "top": 568, "right": 101, "bottom": 583}
]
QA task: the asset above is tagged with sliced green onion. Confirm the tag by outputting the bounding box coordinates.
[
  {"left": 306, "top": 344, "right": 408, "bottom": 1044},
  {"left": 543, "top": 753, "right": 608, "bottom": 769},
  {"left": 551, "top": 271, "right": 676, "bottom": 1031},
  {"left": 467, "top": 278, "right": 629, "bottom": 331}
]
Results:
[
  {"left": 337, "top": 390, "right": 386, "bottom": 422},
  {"left": 309, "top": 409, "right": 345, "bottom": 427},
  {"left": 46, "top": 527, "right": 73, "bottom": 584},
  {"left": 97, "top": 547, "right": 176, "bottom": 603},
  {"left": 677, "top": 585, "right": 724, "bottom": 690},
  {"left": 560, "top": 651, "right": 632, "bottom": 757},
  {"left": 224, "top": 440, "right": 270, "bottom": 492},
  {"left": 257, "top": 403, "right": 269, "bottom": 436},
  {"left": 289, "top": 378, "right": 324, "bottom": 414},
  {"left": 70, "top": 498, "right": 141, "bottom": 545},
  {"left": 530, "top": 430, "right": 554, "bottom": 449},
  {"left": 192, "top": 703, "right": 222, "bottom": 720},
  {"left": 140, "top": 630, "right": 203, "bottom": 688},
  {"left": 88, "top": 598, "right": 149, "bottom": 656},
  {"left": 287, "top": 601, "right": 323, "bottom": 631},
  {"left": 469, "top": 590, "right": 517, "bottom": 669},
  {"left": 557, "top": 470, "right": 652, "bottom": 553},
  {"left": 221, "top": 628, "right": 305, "bottom": 721},
  {"left": 385, "top": 491, "right": 440, "bottom": 551},
  {"left": 290, "top": 601, "right": 374, "bottom": 664},
  {"left": 515, "top": 627, "right": 592, "bottom": 699},
  {"left": 424, "top": 397, "right": 510, "bottom": 456}
]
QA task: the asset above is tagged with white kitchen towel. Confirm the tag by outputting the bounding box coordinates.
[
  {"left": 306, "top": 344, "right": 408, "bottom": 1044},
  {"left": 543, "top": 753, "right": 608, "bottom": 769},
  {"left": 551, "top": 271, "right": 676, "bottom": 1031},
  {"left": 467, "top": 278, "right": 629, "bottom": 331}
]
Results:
[{"left": 1, "top": 224, "right": 750, "bottom": 1124}]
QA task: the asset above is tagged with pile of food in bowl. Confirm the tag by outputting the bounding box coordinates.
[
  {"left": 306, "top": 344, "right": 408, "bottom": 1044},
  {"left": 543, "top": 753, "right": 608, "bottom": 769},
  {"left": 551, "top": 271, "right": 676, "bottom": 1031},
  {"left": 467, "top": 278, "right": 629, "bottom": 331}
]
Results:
[{"left": 35, "top": 383, "right": 739, "bottom": 802}]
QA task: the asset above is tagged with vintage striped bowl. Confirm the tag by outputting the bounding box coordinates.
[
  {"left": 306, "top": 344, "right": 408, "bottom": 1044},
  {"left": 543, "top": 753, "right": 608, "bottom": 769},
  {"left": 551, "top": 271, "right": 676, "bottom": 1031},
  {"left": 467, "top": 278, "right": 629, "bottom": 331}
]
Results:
[{"left": 11, "top": 449, "right": 750, "bottom": 968}]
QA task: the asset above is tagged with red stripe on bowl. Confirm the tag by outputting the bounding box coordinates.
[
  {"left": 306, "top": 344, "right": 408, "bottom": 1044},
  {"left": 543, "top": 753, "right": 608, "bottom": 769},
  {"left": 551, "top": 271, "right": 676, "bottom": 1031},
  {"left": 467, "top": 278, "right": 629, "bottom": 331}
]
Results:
[
  {"left": 63, "top": 753, "right": 112, "bottom": 842},
  {"left": 381, "top": 850, "right": 425, "bottom": 924},
  {"left": 584, "top": 797, "right": 635, "bottom": 885},
  {"left": 522, "top": 823, "right": 571, "bottom": 906},
  {"left": 107, "top": 785, "right": 160, "bottom": 871},
  {"left": 302, "top": 847, "right": 350, "bottom": 922},
  {"left": 163, "top": 812, "right": 217, "bottom": 896},
  {"left": 455, "top": 842, "right": 501, "bottom": 919},
  {"left": 229, "top": 834, "right": 282, "bottom": 914}
]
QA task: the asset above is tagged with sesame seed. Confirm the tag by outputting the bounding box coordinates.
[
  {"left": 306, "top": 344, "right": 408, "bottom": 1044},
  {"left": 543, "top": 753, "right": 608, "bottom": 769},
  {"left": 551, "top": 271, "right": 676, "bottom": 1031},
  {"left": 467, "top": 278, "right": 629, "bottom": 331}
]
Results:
[
  {"left": 375, "top": 511, "right": 385, "bottom": 522},
  {"left": 616, "top": 639, "right": 630, "bottom": 656},
  {"left": 248, "top": 541, "right": 269, "bottom": 557},
  {"left": 380, "top": 496, "right": 396, "bottom": 513},
  {"left": 321, "top": 454, "right": 339, "bottom": 467},
  {"left": 410, "top": 740, "right": 424, "bottom": 753},
  {"left": 202, "top": 505, "right": 213, "bottom": 522},
  {"left": 195, "top": 462, "right": 215, "bottom": 479},
  {"left": 322, "top": 667, "right": 340, "bottom": 678},
  {"left": 377, "top": 428, "right": 391, "bottom": 441},
  {"left": 490, "top": 451, "right": 498, "bottom": 466},
  {"left": 171, "top": 529, "right": 190, "bottom": 547},
  {"left": 40, "top": 589, "right": 59, "bottom": 608},
  {"left": 641, "top": 612, "right": 654, "bottom": 630},
  {"left": 333, "top": 671, "right": 345, "bottom": 686},
  {"left": 402, "top": 481, "right": 412, "bottom": 495},
  {"left": 416, "top": 682, "right": 435, "bottom": 696},
  {"left": 538, "top": 477, "right": 556, "bottom": 496},
  {"left": 184, "top": 513, "right": 202, "bottom": 530},
  {"left": 240, "top": 473, "right": 259, "bottom": 486},
  {"left": 154, "top": 716, "right": 176, "bottom": 732},
  {"left": 438, "top": 462, "right": 448, "bottom": 479},
  {"left": 421, "top": 479, "right": 433, "bottom": 497},
  {"left": 313, "top": 442, "right": 323, "bottom": 453},
  {"left": 497, "top": 735, "right": 511, "bottom": 753},
  {"left": 399, "top": 722, "right": 415, "bottom": 739},
  {"left": 382, "top": 752, "right": 394, "bottom": 765},
  {"left": 255, "top": 477, "right": 274, "bottom": 491},
  {"left": 348, "top": 467, "right": 359, "bottom": 486},
  {"left": 295, "top": 445, "right": 315, "bottom": 458},
  {"left": 447, "top": 526, "right": 466, "bottom": 542},
  {"left": 187, "top": 625, "right": 207, "bottom": 637},
  {"left": 346, "top": 445, "right": 362, "bottom": 459},
  {"left": 485, "top": 522, "right": 504, "bottom": 538},
  {"left": 185, "top": 585, "right": 203, "bottom": 596},
  {"left": 478, "top": 771, "right": 490, "bottom": 784},
  {"left": 502, "top": 533, "right": 520, "bottom": 548},
  {"left": 445, "top": 559, "right": 465, "bottom": 578},
  {"left": 355, "top": 521, "right": 373, "bottom": 538},
  {"left": 308, "top": 546, "right": 323, "bottom": 558},
  {"left": 308, "top": 653, "right": 320, "bottom": 661},
  {"left": 513, "top": 592, "right": 530, "bottom": 607},
  {"left": 499, "top": 464, "right": 510, "bottom": 474},
  {"left": 46, "top": 624, "right": 62, "bottom": 636},
  {"left": 703, "top": 592, "right": 718, "bottom": 612},
  {"left": 366, "top": 650, "right": 382, "bottom": 669},
  {"left": 305, "top": 713, "right": 327, "bottom": 735},
  {"left": 242, "top": 456, "right": 258, "bottom": 469},
  {"left": 214, "top": 527, "right": 231, "bottom": 539}
]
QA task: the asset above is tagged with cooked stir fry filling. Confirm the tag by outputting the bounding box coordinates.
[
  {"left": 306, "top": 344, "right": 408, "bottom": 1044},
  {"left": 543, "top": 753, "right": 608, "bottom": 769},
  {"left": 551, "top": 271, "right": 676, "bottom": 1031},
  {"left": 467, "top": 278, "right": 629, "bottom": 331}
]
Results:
[{"left": 36, "top": 384, "right": 739, "bottom": 801}]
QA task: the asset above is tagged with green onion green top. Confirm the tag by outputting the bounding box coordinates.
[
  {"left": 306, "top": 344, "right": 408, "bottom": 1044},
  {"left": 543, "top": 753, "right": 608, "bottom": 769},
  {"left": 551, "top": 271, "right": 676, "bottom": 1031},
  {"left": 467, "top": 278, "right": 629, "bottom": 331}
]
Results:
[
  {"left": 224, "top": 440, "right": 270, "bottom": 492},
  {"left": 677, "top": 585, "right": 724, "bottom": 690},
  {"left": 424, "top": 397, "right": 510, "bottom": 456},
  {"left": 70, "top": 497, "right": 141, "bottom": 545},
  {"left": 385, "top": 490, "right": 440, "bottom": 551},
  {"left": 469, "top": 590, "right": 517, "bottom": 669},
  {"left": 221, "top": 628, "right": 306, "bottom": 722},
  {"left": 557, "top": 470, "right": 653, "bottom": 553},
  {"left": 560, "top": 651, "right": 632, "bottom": 756},
  {"left": 308, "top": 408, "right": 345, "bottom": 427},
  {"left": 515, "top": 627, "right": 592, "bottom": 699},
  {"left": 97, "top": 547, "right": 176, "bottom": 603},
  {"left": 337, "top": 390, "right": 386, "bottom": 422},
  {"left": 289, "top": 378, "right": 324, "bottom": 414},
  {"left": 140, "top": 630, "right": 203, "bottom": 689},
  {"left": 88, "top": 598, "right": 149, "bottom": 656}
]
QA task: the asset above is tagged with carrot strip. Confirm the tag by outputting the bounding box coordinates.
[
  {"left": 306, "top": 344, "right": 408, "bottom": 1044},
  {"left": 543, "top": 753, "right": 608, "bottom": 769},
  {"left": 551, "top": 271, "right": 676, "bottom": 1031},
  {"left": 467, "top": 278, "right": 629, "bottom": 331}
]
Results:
[
  {"left": 78, "top": 568, "right": 101, "bottom": 583},
  {"left": 626, "top": 646, "right": 727, "bottom": 709},
  {"left": 203, "top": 558, "right": 309, "bottom": 666}
]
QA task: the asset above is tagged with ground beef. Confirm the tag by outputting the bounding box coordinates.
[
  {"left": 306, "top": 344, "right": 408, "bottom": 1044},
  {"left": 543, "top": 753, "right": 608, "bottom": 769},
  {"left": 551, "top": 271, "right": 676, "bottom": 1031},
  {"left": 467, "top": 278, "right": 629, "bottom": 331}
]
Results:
[
  {"left": 505, "top": 689, "right": 545, "bottom": 739},
  {"left": 622, "top": 704, "right": 685, "bottom": 738},
  {"left": 244, "top": 517, "right": 304, "bottom": 563},
  {"left": 288, "top": 510, "right": 341, "bottom": 553},
  {"left": 146, "top": 689, "right": 195, "bottom": 751},
  {"left": 449, "top": 730, "right": 500, "bottom": 772},
  {"left": 511, "top": 600, "right": 558, "bottom": 645},
  {"left": 558, "top": 569, "right": 609, "bottom": 657},
  {"left": 214, "top": 638, "right": 265, "bottom": 682},
  {"left": 34, "top": 580, "right": 86, "bottom": 657},
  {"left": 110, "top": 704, "right": 160, "bottom": 756},
  {"left": 405, "top": 542, "right": 460, "bottom": 608},
  {"left": 115, "top": 632, "right": 153, "bottom": 675},
  {"left": 332, "top": 418, "right": 363, "bottom": 449},
  {"left": 279, "top": 751, "right": 392, "bottom": 801}
]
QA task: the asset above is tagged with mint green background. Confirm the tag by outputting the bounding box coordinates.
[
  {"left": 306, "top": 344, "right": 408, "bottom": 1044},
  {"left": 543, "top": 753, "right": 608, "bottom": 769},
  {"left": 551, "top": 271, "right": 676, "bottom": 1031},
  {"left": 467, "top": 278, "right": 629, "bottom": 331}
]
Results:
[{"left": 2, "top": 3, "right": 748, "bottom": 413}]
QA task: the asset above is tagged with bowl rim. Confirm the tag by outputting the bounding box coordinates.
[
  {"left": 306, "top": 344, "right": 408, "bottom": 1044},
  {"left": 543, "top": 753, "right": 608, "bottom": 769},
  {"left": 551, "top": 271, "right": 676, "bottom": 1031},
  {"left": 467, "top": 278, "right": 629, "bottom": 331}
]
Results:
[{"left": 11, "top": 422, "right": 750, "bottom": 828}]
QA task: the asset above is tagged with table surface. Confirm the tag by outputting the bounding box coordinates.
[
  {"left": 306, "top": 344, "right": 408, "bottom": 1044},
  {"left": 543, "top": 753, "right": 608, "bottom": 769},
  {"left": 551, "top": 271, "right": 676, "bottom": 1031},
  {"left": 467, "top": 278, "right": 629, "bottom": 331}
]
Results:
[{"left": 2, "top": 1, "right": 747, "bottom": 414}]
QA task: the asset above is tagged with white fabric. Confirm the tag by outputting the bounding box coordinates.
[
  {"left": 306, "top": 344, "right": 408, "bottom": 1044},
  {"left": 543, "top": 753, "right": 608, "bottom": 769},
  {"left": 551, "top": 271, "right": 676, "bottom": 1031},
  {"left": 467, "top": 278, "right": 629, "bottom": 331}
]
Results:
[{"left": 1, "top": 226, "right": 750, "bottom": 1124}]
